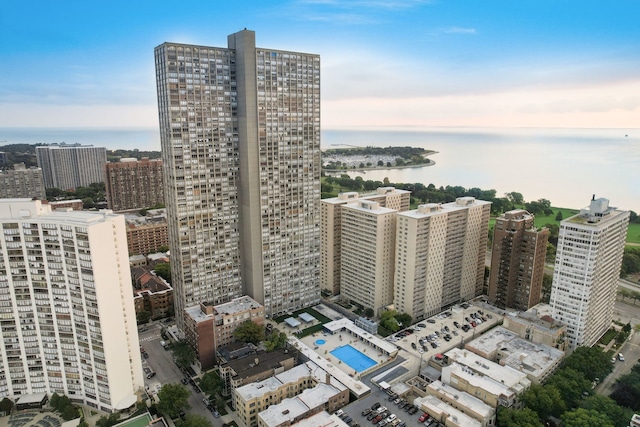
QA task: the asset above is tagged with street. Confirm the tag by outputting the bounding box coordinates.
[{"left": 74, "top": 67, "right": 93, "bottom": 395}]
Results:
[{"left": 596, "top": 330, "right": 640, "bottom": 396}]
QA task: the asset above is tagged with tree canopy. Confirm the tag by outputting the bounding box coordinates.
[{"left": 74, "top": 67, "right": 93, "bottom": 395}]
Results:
[
  {"left": 157, "top": 383, "right": 190, "bottom": 419},
  {"left": 265, "top": 330, "right": 288, "bottom": 352},
  {"left": 154, "top": 262, "right": 171, "bottom": 283},
  {"left": 171, "top": 341, "right": 196, "bottom": 370},
  {"left": 180, "top": 414, "right": 212, "bottom": 427},
  {"left": 561, "top": 408, "right": 614, "bottom": 427},
  {"left": 497, "top": 407, "right": 543, "bottom": 427},
  {"left": 521, "top": 384, "right": 566, "bottom": 420},
  {"left": 546, "top": 368, "right": 592, "bottom": 409},
  {"left": 579, "top": 395, "right": 634, "bottom": 427},
  {"left": 233, "top": 320, "right": 265, "bottom": 345},
  {"left": 561, "top": 346, "right": 613, "bottom": 382}
]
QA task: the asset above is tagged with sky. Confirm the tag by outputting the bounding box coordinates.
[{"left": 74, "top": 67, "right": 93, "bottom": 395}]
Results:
[{"left": 1, "top": 0, "right": 640, "bottom": 130}]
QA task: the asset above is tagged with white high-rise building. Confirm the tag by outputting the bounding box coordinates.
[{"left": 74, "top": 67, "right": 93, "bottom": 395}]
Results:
[
  {"left": 394, "top": 197, "right": 491, "bottom": 320},
  {"left": 340, "top": 200, "right": 397, "bottom": 315},
  {"left": 35, "top": 143, "right": 107, "bottom": 190},
  {"left": 549, "top": 196, "right": 629, "bottom": 350},
  {"left": 0, "top": 199, "right": 143, "bottom": 411},
  {"left": 155, "top": 30, "right": 321, "bottom": 322},
  {"left": 321, "top": 187, "right": 410, "bottom": 296}
]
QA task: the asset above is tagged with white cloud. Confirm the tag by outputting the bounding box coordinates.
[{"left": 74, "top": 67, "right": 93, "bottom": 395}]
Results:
[{"left": 442, "top": 26, "right": 477, "bottom": 35}]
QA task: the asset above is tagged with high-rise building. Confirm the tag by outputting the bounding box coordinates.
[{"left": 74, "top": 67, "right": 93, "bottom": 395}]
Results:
[
  {"left": 340, "top": 200, "right": 398, "bottom": 315},
  {"left": 155, "top": 30, "right": 321, "bottom": 323},
  {"left": 321, "top": 187, "right": 410, "bottom": 296},
  {"left": 36, "top": 143, "right": 107, "bottom": 190},
  {"left": 488, "top": 210, "right": 549, "bottom": 311},
  {"left": 104, "top": 157, "right": 164, "bottom": 211},
  {"left": 394, "top": 197, "right": 491, "bottom": 320},
  {"left": 0, "top": 163, "right": 46, "bottom": 200},
  {"left": 549, "top": 197, "right": 629, "bottom": 350},
  {"left": 0, "top": 199, "right": 143, "bottom": 412}
]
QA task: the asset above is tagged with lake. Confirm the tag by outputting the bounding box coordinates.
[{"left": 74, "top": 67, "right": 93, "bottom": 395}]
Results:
[{"left": 1, "top": 126, "right": 638, "bottom": 212}]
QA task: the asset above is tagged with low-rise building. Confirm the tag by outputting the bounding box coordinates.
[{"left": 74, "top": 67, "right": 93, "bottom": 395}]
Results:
[
  {"left": 125, "top": 211, "right": 169, "bottom": 256},
  {"left": 414, "top": 395, "right": 482, "bottom": 427},
  {"left": 132, "top": 267, "right": 173, "bottom": 320},
  {"left": 441, "top": 348, "right": 530, "bottom": 408},
  {"left": 426, "top": 381, "right": 495, "bottom": 427},
  {"left": 504, "top": 307, "right": 568, "bottom": 351},
  {"left": 49, "top": 199, "right": 83, "bottom": 210},
  {"left": 290, "top": 412, "right": 348, "bottom": 427},
  {"left": 234, "top": 361, "right": 348, "bottom": 427},
  {"left": 184, "top": 296, "right": 265, "bottom": 370},
  {"left": 465, "top": 326, "right": 564, "bottom": 384}
]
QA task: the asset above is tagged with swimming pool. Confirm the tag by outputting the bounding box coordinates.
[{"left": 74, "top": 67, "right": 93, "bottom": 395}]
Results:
[
  {"left": 330, "top": 344, "right": 377, "bottom": 372},
  {"left": 315, "top": 339, "right": 326, "bottom": 345}
]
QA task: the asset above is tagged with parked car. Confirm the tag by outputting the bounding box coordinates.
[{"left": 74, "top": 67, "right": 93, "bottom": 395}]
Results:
[
  {"left": 618, "top": 353, "right": 625, "bottom": 361},
  {"left": 427, "top": 319, "right": 436, "bottom": 324},
  {"left": 146, "top": 372, "right": 156, "bottom": 379},
  {"left": 372, "top": 402, "right": 381, "bottom": 410},
  {"left": 362, "top": 408, "right": 372, "bottom": 416},
  {"left": 367, "top": 413, "right": 377, "bottom": 421},
  {"left": 419, "top": 413, "right": 429, "bottom": 423}
]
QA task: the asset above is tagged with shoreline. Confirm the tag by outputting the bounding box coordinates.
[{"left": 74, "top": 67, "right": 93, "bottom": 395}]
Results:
[{"left": 323, "top": 151, "right": 438, "bottom": 174}]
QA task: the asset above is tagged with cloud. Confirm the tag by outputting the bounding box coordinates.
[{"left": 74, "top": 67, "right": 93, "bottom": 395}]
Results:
[{"left": 442, "top": 26, "right": 477, "bottom": 35}]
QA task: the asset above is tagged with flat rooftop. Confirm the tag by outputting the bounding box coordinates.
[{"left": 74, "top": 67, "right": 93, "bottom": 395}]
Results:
[
  {"left": 416, "top": 394, "right": 482, "bottom": 427},
  {"left": 445, "top": 348, "right": 530, "bottom": 391},
  {"left": 427, "top": 380, "right": 494, "bottom": 418},
  {"left": 214, "top": 295, "right": 262, "bottom": 316}
]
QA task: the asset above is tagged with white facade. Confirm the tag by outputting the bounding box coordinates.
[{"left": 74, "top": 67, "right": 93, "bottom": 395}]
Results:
[
  {"left": 0, "top": 199, "right": 143, "bottom": 411},
  {"left": 394, "top": 198, "right": 491, "bottom": 320},
  {"left": 155, "top": 30, "right": 321, "bottom": 322},
  {"left": 549, "top": 197, "right": 629, "bottom": 350},
  {"left": 35, "top": 144, "right": 107, "bottom": 190},
  {"left": 340, "top": 200, "right": 397, "bottom": 315}
]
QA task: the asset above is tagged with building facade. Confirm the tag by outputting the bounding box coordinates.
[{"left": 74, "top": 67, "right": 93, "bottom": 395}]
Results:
[
  {"left": 394, "top": 198, "right": 491, "bottom": 320},
  {"left": 549, "top": 197, "right": 629, "bottom": 350},
  {"left": 0, "top": 163, "right": 46, "bottom": 200},
  {"left": 0, "top": 199, "right": 143, "bottom": 411},
  {"left": 339, "top": 200, "right": 397, "bottom": 315},
  {"left": 488, "top": 210, "right": 549, "bottom": 311},
  {"left": 125, "top": 212, "right": 169, "bottom": 256},
  {"left": 320, "top": 187, "right": 410, "bottom": 296},
  {"left": 35, "top": 144, "right": 107, "bottom": 190},
  {"left": 155, "top": 30, "right": 321, "bottom": 325},
  {"left": 104, "top": 158, "right": 164, "bottom": 211}
]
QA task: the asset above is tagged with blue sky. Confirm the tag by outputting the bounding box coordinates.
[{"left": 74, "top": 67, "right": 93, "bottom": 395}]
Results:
[{"left": 1, "top": 0, "right": 639, "bottom": 129}]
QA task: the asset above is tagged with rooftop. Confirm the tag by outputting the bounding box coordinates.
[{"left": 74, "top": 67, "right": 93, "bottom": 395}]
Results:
[
  {"left": 214, "top": 295, "right": 263, "bottom": 316},
  {"left": 224, "top": 348, "right": 291, "bottom": 380},
  {"left": 290, "top": 411, "right": 348, "bottom": 427},
  {"left": 427, "top": 380, "right": 494, "bottom": 418},
  {"left": 445, "top": 348, "right": 530, "bottom": 392},
  {"left": 416, "top": 394, "right": 482, "bottom": 427}
]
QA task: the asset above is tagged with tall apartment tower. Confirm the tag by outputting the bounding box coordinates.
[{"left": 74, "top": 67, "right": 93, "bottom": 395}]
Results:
[
  {"left": 0, "top": 163, "right": 46, "bottom": 200},
  {"left": 488, "top": 210, "right": 549, "bottom": 311},
  {"left": 104, "top": 158, "right": 164, "bottom": 211},
  {"left": 394, "top": 197, "right": 491, "bottom": 320},
  {"left": 340, "top": 200, "right": 397, "bottom": 315},
  {"left": 155, "top": 30, "right": 321, "bottom": 322},
  {"left": 36, "top": 143, "right": 107, "bottom": 190},
  {"left": 549, "top": 197, "right": 629, "bottom": 350},
  {"left": 0, "top": 199, "right": 143, "bottom": 411},
  {"left": 321, "top": 187, "right": 410, "bottom": 296}
]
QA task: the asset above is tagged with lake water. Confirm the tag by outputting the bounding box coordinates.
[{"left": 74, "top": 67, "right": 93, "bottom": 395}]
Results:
[{"left": 1, "top": 126, "right": 638, "bottom": 212}]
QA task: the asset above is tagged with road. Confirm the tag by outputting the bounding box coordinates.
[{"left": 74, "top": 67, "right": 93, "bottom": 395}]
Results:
[{"left": 596, "top": 330, "right": 640, "bottom": 396}]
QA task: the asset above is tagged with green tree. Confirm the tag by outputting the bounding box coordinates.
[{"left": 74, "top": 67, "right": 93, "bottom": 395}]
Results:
[
  {"left": 555, "top": 211, "right": 563, "bottom": 221},
  {"left": 157, "top": 383, "right": 190, "bottom": 419},
  {"left": 497, "top": 407, "right": 543, "bottom": 427},
  {"left": 610, "top": 364, "right": 640, "bottom": 410},
  {"left": 364, "top": 308, "right": 375, "bottom": 318},
  {"left": 396, "top": 313, "right": 412, "bottom": 328},
  {"left": 265, "top": 330, "right": 288, "bottom": 351},
  {"left": 181, "top": 414, "right": 212, "bottom": 427},
  {"left": 541, "top": 273, "right": 553, "bottom": 303},
  {"left": 199, "top": 371, "right": 224, "bottom": 397},
  {"left": 505, "top": 192, "right": 524, "bottom": 204},
  {"left": 380, "top": 310, "right": 400, "bottom": 333},
  {"left": 0, "top": 397, "right": 13, "bottom": 413},
  {"left": 171, "top": 341, "right": 197, "bottom": 370},
  {"left": 561, "top": 408, "right": 614, "bottom": 427},
  {"left": 579, "top": 395, "right": 634, "bottom": 427},
  {"left": 96, "top": 413, "right": 120, "bottom": 427},
  {"left": 521, "top": 384, "right": 566, "bottom": 420},
  {"left": 154, "top": 263, "right": 171, "bottom": 282},
  {"left": 233, "top": 321, "right": 265, "bottom": 345},
  {"left": 562, "top": 346, "right": 613, "bottom": 382},
  {"left": 546, "top": 368, "right": 592, "bottom": 409},
  {"left": 137, "top": 310, "right": 152, "bottom": 324}
]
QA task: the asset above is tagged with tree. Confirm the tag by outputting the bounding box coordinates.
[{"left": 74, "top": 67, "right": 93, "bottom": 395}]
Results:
[
  {"left": 555, "top": 211, "right": 563, "bottom": 221},
  {"left": 379, "top": 310, "right": 400, "bottom": 333},
  {"left": 521, "top": 384, "right": 566, "bottom": 420},
  {"left": 171, "top": 341, "right": 197, "bottom": 370},
  {"left": 497, "top": 407, "right": 543, "bottom": 427},
  {"left": 265, "top": 331, "right": 288, "bottom": 351},
  {"left": 233, "top": 320, "right": 265, "bottom": 345},
  {"left": 561, "top": 408, "right": 614, "bottom": 427},
  {"left": 562, "top": 346, "right": 613, "bottom": 382},
  {"left": 199, "top": 371, "right": 224, "bottom": 397},
  {"left": 157, "top": 383, "right": 190, "bottom": 419},
  {"left": 154, "top": 263, "right": 171, "bottom": 282},
  {"left": 579, "top": 395, "right": 634, "bottom": 427},
  {"left": 546, "top": 368, "right": 592, "bottom": 409},
  {"left": 610, "top": 365, "right": 640, "bottom": 410},
  {"left": 364, "top": 308, "right": 375, "bottom": 318},
  {"left": 137, "top": 310, "right": 152, "bottom": 324},
  {"left": 505, "top": 192, "right": 524, "bottom": 205},
  {"left": 181, "top": 414, "right": 212, "bottom": 427},
  {"left": 96, "top": 413, "right": 120, "bottom": 427},
  {"left": 541, "top": 273, "right": 553, "bottom": 303},
  {"left": 396, "top": 313, "right": 412, "bottom": 328},
  {"left": 0, "top": 398, "right": 13, "bottom": 414}
]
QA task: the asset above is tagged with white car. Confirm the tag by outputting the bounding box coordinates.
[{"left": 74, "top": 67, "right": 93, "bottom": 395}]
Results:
[
  {"left": 618, "top": 353, "right": 625, "bottom": 362},
  {"left": 386, "top": 414, "right": 397, "bottom": 422}
]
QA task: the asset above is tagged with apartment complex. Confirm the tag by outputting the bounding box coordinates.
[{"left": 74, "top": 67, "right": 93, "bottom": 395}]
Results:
[
  {"left": 0, "top": 163, "right": 46, "bottom": 200},
  {"left": 549, "top": 196, "right": 629, "bottom": 350},
  {"left": 104, "top": 158, "right": 164, "bottom": 211},
  {"left": 424, "top": 382, "right": 495, "bottom": 427},
  {"left": 234, "top": 361, "right": 348, "bottom": 427},
  {"left": 184, "top": 296, "right": 264, "bottom": 370},
  {"left": 0, "top": 199, "right": 143, "bottom": 411},
  {"left": 321, "top": 187, "right": 410, "bottom": 296},
  {"left": 503, "top": 308, "right": 568, "bottom": 351},
  {"left": 125, "top": 211, "right": 169, "bottom": 256},
  {"left": 35, "top": 144, "right": 106, "bottom": 190},
  {"left": 132, "top": 267, "right": 173, "bottom": 320},
  {"left": 488, "top": 210, "right": 548, "bottom": 311},
  {"left": 394, "top": 198, "right": 491, "bottom": 320},
  {"left": 339, "top": 200, "right": 397, "bottom": 315},
  {"left": 155, "top": 30, "right": 321, "bottom": 325}
]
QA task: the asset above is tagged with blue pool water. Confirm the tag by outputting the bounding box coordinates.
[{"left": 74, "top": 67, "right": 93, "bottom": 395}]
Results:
[
  {"left": 315, "top": 339, "right": 326, "bottom": 345},
  {"left": 330, "top": 345, "right": 377, "bottom": 372}
]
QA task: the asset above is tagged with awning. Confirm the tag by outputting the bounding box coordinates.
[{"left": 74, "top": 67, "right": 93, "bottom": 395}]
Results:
[{"left": 284, "top": 317, "right": 301, "bottom": 328}]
